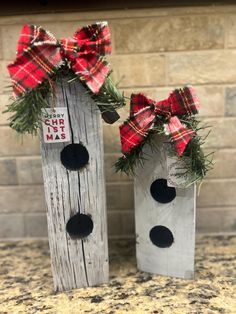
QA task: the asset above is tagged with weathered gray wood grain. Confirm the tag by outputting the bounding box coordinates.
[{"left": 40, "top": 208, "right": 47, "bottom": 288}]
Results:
[
  {"left": 40, "top": 78, "right": 109, "bottom": 291},
  {"left": 134, "top": 135, "right": 196, "bottom": 279}
]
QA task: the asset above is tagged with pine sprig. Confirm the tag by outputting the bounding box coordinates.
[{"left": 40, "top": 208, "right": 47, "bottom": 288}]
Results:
[
  {"left": 89, "top": 72, "right": 126, "bottom": 112},
  {"left": 115, "top": 132, "right": 157, "bottom": 175},
  {"left": 115, "top": 114, "right": 213, "bottom": 185},
  {"left": 179, "top": 116, "right": 214, "bottom": 185},
  {"left": 115, "top": 116, "right": 166, "bottom": 175},
  {"left": 3, "top": 81, "right": 50, "bottom": 135},
  {"left": 4, "top": 67, "right": 125, "bottom": 135},
  {"left": 66, "top": 68, "right": 126, "bottom": 111}
]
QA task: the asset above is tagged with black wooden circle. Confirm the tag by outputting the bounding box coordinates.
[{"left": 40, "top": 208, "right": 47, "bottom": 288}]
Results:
[
  {"left": 102, "top": 110, "right": 120, "bottom": 124},
  {"left": 150, "top": 178, "right": 176, "bottom": 203},
  {"left": 60, "top": 143, "right": 89, "bottom": 170},
  {"left": 66, "top": 213, "right": 93, "bottom": 238},
  {"left": 149, "top": 225, "right": 174, "bottom": 248}
]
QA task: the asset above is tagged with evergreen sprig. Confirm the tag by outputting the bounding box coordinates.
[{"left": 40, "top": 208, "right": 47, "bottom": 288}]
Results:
[
  {"left": 4, "top": 67, "right": 125, "bottom": 135},
  {"left": 67, "top": 69, "right": 126, "bottom": 111},
  {"left": 115, "top": 114, "right": 213, "bottom": 185},
  {"left": 89, "top": 72, "right": 126, "bottom": 112},
  {"left": 115, "top": 117, "right": 165, "bottom": 175},
  {"left": 3, "top": 81, "right": 50, "bottom": 136},
  {"left": 179, "top": 116, "right": 214, "bottom": 185}
]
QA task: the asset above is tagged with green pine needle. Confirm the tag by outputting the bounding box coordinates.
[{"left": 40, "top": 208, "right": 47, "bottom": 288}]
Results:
[
  {"left": 115, "top": 114, "right": 214, "bottom": 185},
  {"left": 4, "top": 67, "right": 126, "bottom": 135},
  {"left": 87, "top": 71, "right": 126, "bottom": 112},
  {"left": 3, "top": 81, "right": 50, "bottom": 136},
  {"left": 179, "top": 116, "right": 214, "bottom": 185}
]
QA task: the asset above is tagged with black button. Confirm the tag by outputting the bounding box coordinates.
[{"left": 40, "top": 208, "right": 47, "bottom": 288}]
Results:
[
  {"left": 149, "top": 225, "right": 174, "bottom": 248},
  {"left": 60, "top": 143, "right": 89, "bottom": 170},
  {"left": 66, "top": 213, "right": 93, "bottom": 238},
  {"left": 150, "top": 179, "right": 176, "bottom": 203}
]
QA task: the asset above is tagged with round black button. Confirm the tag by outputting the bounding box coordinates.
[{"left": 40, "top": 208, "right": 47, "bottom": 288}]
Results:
[
  {"left": 150, "top": 178, "right": 176, "bottom": 203},
  {"left": 66, "top": 213, "right": 93, "bottom": 238},
  {"left": 60, "top": 143, "right": 89, "bottom": 170},
  {"left": 149, "top": 225, "right": 174, "bottom": 248}
]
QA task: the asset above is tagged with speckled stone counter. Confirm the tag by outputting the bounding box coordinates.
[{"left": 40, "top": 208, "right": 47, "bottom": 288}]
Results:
[{"left": 0, "top": 235, "right": 235, "bottom": 314}]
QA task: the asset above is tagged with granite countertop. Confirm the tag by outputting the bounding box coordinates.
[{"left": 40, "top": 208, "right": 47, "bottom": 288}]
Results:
[{"left": 0, "top": 235, "right": 235, "bottom": 314}]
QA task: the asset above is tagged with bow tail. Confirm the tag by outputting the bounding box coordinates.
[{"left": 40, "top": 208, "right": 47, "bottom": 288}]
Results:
[
  {"left": 120, "top": 107, "right": 156, "bottom": 154},
  {"left": 165, "top": 116, "right": 195, "bottom": 156},
  {"left": 72, "top": 53, "right": 110, "bottom": 94}
]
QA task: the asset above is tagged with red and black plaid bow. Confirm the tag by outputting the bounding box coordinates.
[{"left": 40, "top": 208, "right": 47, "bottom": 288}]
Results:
[
  {"left": 119, "top": 87, "right": 200, "bottom": 156},
  {"left": 8, "top": 22, "right": 111, "bottom": 98}
]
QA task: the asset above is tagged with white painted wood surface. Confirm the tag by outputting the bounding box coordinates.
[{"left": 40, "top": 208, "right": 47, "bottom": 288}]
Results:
[
  {"left": 134, "top": 135, "right": 196, "bottom": 279},
  {"left": 40, "top": 78, "right": 109, "bottom": 291}
]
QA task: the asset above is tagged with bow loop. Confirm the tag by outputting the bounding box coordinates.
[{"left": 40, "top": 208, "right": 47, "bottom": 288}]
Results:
[
  {"left": 169, "top": 86, "right": 199, "bottom": 116},
  {"left": 119, "top": 94, "right": 156, "bottom": 154},
  {"left": 16, "top": 25, "right": 58, "bottom": 56},
  {"left": 130, "top": 93, "right": 155, "bottom": 116},
  {"left": 8, "top": 24, "right": 62, "bottom": 97},
  {"left": 119, "top": 87, "right": 200, "bottom": 156},
  {"left": 73, "top": 22, "right": 111, "bottom": 55},
  {"left": 8, "top": 22, "right": 111, "bottom": 98}
]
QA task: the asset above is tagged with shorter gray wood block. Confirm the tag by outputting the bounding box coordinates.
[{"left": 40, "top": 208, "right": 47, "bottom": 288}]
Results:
[{"left": 134, "top": 136, "right": 196, "bottom": 279}]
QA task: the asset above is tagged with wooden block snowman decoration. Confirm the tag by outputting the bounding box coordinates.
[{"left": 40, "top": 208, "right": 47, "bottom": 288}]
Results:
[
  {"left": 134, "top": 139, "right": 196, "bottom": 279},
  {"left": 7, "top": 22, "right": 124, "bottom": 291},
  {"left": 40, "top": 79, "right": 110, "bottom": 291},
  {"left": 116, "top": 88, "right": 211, "bottom": 279}
]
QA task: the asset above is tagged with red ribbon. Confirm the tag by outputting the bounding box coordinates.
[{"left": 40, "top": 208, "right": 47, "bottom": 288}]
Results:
[
  {"left": 8, "top": 22, "right": 111, "bottom": 98},
  {"left": 119, "top": 87, "right": 200, "bottom": 156}
]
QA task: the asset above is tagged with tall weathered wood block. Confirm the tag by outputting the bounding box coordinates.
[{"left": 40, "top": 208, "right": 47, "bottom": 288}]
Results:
[
  {"left": 134, "top": 136, "right": 196, "bottom": 279},
  {"left": 40, "top": 78, "right": 109, "bottom": 291}
]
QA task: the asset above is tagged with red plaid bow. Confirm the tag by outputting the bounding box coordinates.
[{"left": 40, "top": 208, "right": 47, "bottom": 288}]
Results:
[
  {"left": 120, "top": 87, "right": 200, "bottom": 156},
  {"left": 8, "top": 22, "right": 111, "bottom": 98}
]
